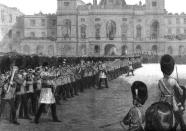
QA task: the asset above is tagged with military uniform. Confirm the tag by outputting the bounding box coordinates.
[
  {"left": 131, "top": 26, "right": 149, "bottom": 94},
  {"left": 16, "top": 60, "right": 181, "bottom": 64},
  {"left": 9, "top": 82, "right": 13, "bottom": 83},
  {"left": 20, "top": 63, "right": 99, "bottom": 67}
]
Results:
[
  {"left": 0, "top": 67, "right": 20, "bottom": 125},
  {"left": 34, "top": 70, "right": 61, "bottom": 124}
]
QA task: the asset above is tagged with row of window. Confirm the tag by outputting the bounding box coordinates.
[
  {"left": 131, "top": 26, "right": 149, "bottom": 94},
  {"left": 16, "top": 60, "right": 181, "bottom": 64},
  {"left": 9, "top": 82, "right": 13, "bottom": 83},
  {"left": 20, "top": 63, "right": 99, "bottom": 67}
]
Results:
[
  {"left": 167, "top": 28, "right": 186, "bottom": 34},
  {"left": 29, "top": 31, "right": 55, "bottom": 37},
  {"left": 167, "top": 18, "right": 186, "bottom": 25},
  {"left": 29, "top": 19, "right": 56, "bottom": 27},
  {"left": 80, "top": 18, "right": 143, "bottom": 23}
]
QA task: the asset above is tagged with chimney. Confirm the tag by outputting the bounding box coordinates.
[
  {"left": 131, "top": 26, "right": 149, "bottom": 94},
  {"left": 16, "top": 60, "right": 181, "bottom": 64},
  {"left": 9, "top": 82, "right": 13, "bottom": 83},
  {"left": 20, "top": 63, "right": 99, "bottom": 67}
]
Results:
[{"left": 93, "top": 0, "right": 97, "bottom": 6}]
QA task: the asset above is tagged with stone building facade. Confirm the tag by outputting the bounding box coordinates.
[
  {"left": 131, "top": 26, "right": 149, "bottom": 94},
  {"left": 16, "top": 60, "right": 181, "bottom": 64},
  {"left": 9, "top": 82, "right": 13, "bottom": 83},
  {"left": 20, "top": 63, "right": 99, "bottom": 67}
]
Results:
[
  {"left": 20, "top": 13, "right": 57, "bottom": 56},
  {"left": 1, "top": 0, "right": 186, "bottom": 56},
  {"left": 0, "top": 4, "right": 23, "bottom": 53},
  {"left": 56, "top": 0, "right": 186, "bottom": 56}
]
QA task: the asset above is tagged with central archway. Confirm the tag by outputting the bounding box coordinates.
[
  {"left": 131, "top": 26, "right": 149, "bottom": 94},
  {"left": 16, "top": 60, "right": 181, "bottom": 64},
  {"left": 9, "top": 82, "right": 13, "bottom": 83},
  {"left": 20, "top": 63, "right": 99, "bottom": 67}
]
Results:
[{"left": 104, "top": 44, "right": 117, "bottom": 56}]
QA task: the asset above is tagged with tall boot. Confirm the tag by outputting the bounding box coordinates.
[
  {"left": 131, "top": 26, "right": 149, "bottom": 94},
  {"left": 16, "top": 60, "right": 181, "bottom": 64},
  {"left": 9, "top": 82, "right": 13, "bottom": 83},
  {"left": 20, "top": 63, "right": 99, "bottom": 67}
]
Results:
[
  {"left": 34, "top": 104, "right": 45, "bottom": 124},
  {"left": 51, "top": 104, "right": 61, "bottom": 122}
]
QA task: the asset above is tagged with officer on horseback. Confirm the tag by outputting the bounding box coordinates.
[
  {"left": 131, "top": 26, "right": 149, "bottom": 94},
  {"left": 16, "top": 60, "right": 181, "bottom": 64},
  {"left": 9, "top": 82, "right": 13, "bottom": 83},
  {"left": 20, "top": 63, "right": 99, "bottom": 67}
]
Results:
[{"left": 158, "top": 54, "right": 186, "bottom": 131}]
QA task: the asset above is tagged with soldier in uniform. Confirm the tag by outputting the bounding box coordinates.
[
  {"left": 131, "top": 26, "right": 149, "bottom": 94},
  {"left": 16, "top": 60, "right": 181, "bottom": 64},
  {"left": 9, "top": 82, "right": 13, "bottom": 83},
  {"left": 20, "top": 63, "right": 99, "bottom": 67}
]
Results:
[
  {"left": 127, "top": 58, "right": 134, "bottom": 76},
  {"left": 98, "top": 64, "right": 109, "bottom": 89},
  {"left": 34, "top": 68, "right": 61, "bottom": 124},
  {"left": 0, "top": 66, "right": 20, "bottom": 125},
  {"left": 18, "top": 70, "right": 31, "bottom": 120},
  {"left": 25, "top": 69, "right": 36, "bottom": 115},
  {"left": 157, "top": 55, "right": 186, "bottom": 131}
]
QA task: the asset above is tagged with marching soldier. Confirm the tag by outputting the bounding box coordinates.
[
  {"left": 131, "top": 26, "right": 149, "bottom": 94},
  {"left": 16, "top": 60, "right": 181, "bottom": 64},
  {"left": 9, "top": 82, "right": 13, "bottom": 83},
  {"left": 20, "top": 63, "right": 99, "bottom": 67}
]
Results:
[
  {"left": 25, "top": 69, "right": 37, "bottom": 115},
  {"left": 0, "top": 66, "right": 20, "bottom": 125},
  {"left": 34, "top": 68, "right": 61, "bottom": 124},
  {"left": 98, "top": 64, "right": 109, "bottom": 89}
]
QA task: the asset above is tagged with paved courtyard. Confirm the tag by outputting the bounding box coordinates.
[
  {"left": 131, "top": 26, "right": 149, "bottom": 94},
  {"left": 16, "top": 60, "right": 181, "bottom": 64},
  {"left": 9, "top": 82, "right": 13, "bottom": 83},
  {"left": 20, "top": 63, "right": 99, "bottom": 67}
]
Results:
[{"left": 0, "top": 64, "right": 186, "bottom": 131}]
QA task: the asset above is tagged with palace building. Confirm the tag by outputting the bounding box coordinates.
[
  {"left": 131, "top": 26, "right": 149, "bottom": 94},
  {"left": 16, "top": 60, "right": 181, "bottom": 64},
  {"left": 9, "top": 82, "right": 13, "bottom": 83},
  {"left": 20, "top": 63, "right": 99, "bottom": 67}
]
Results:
[{"left": 1, "top": 0, "right": 186, "bottom": 56}]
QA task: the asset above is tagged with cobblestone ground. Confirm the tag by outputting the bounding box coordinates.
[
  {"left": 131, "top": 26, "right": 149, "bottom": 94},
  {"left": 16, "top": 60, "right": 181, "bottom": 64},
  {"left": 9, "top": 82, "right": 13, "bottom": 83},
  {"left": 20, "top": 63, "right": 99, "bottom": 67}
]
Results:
[{"left": 0, "top": 64, "right": 186, "bottom": 131}]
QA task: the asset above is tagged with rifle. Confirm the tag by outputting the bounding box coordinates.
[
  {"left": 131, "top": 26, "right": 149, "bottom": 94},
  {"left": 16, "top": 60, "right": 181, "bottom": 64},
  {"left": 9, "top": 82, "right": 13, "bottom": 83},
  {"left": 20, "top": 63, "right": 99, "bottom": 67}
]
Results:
[{"left": 175, "top": 65, "right": 185, "bottom": 111}]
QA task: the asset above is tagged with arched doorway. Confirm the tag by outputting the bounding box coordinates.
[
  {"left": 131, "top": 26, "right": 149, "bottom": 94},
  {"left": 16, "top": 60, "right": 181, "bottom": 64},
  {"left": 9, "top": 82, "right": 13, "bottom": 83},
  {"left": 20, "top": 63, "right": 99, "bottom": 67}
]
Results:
[
  {"left": 150, "top": 21, "right": 159, "bottom": 40},
  {"left": 23, "top": 45, "right": 30, "bottom": 55},
  {"left": 36, "top": 45, "right": 44, "bottom": 55},
  {"left": 136, "top": 45, "right": 142, "bottom": 54},
  {"left": 179, "top": 45, "right": 184, "bottom": 56},
  {"left": 152, "top": 45, "right": 158, "bottom": 55},
  {"left": 80, "top": 44, "right": 86, "bottom": 56},
  {"left": 121, "top": 45, "right": 128, "bottom": 55},
  {"left": 94, "top": 45, "right": 100, "bottom": 54},
  {"left": 167, "top": 46, "right": 173, "bottom": 55},
  {"left": 104, "top": 44, "right": 117, "bottom": 56},
  {"left": 48, "top": 45, "right": 54, "bottom": 56}
]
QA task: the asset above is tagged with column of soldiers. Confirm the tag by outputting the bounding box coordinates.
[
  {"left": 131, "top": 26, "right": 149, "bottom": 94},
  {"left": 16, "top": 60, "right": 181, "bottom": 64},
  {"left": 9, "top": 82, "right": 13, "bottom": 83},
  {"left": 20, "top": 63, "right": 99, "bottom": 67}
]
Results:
[{"left": 0, "top": 56, "right": 141, "bottom": 125}]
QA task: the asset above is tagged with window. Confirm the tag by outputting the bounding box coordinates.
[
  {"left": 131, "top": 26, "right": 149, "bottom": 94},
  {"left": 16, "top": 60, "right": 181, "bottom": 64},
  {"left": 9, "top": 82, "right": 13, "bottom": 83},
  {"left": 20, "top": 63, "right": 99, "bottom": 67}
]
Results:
[
  {"left": 184, "top": 29, "right": 186, "bottom": 34},
  {"left": 137, "top": 19, "right": 142, "bottom": 22},
  {"left": 1, "top": 10, "right": 5, "bottom": 22},
  {"left": 52, "top": 20, "right": 56, "bottom": 26},
  {"left": 122, "top": 18, "right": 127, "bottom": 21},
  {"left": 152, "top": 1, "right": 157, "bottom": 7},
  {"left": 94, "top": 45, "right": 100, "bottom": 53},
  {"left": 168, "top": 28, "right": 172, "bottom": 34},
  {"left": 9, "top": 14, "right": 12, "bottom": 23},
  {"left": 176, "top": 28, "right": 180, "bottom": 34},
  {"left": 176, "top": 18, "right": 180, "bottom": 24},
  {"left": 80, "top": 25, "right": 86, "bottom": 39},
  {"left": 136, "top": 25, "right": 142, "bottom": 40},
  {"left": 8, "top": 30, "right": 12, "bottom": 39},
  {"left": 109, "top": 0, "right": 113, "bottom": 3},
  {"left": 184, "top": 18, "right": 186, "bottom": 24},
  {"left": 30, "top": 32, "right": 35, "bottom": 37},
  {"left": 63, "top": 19, "right": 71, "bottom": 40},
  {"left": 81, "top": 18, "right": 85, "bottom": 22},
  {"left": 168, "top": 19, "right": 172, "bottom": 24},
  {"left": 16, "top": 31, "right": 21, "bottom": 37},
  {"left": 95, "top": 24, "right": 101, "bottom": 40},
  {"left": 64, "top": 2, "right": 70, "bottom": 6},
  {"left": 41, "top": 19, "right": 45, "bottom": 26},
  {"left": 30, "top": 19, "right": 36, "bottom": 26},
  {"left": 95, "top": 18, "right": 101, "bottom": 22},
  {"left": 51, "top": 32, "right": 55, "bottom": 36},
  {"left": 41, "top": 32, "right": 46, "bottom": 37}
]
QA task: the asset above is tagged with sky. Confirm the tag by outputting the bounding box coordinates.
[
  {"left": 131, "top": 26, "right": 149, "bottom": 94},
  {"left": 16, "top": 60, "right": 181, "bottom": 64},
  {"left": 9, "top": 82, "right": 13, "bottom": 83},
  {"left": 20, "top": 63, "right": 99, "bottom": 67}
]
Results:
[{"left": 0, "top": 0, "right": 186, "bottom": 15}]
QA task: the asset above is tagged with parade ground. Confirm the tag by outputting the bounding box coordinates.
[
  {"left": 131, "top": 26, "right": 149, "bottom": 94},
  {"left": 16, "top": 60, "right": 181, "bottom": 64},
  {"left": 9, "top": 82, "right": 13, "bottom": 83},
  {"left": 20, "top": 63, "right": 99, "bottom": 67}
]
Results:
[{"left": 0, "top": 64, "right": 186, "bottom": 131}]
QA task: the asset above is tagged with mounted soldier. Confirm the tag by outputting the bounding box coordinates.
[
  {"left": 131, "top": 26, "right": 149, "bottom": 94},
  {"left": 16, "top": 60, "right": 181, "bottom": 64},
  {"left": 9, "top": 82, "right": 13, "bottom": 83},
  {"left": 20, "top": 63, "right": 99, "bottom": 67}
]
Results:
[{"left": 145, "top": 54, "right": 186, "bottom": 131}]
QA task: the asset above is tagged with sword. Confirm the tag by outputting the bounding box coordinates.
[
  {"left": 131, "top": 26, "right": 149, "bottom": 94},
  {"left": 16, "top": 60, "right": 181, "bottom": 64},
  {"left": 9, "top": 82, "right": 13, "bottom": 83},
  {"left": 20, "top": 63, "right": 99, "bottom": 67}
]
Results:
[{"left": 176, "top": 66, "right": 179, "bottom": 84}]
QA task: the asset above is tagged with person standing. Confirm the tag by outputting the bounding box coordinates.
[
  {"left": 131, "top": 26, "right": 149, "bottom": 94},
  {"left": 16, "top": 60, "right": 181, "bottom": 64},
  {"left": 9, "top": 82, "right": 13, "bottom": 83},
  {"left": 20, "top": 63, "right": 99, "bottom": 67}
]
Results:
[
  {"left": 0, "top": 66, "right": 20, "bottom": 125},
  {"left": 157, "top": 55, "right": 186, "bottom": 131},
  {"left": 34, "top": 69, "right": 61, "bottom": 124}
]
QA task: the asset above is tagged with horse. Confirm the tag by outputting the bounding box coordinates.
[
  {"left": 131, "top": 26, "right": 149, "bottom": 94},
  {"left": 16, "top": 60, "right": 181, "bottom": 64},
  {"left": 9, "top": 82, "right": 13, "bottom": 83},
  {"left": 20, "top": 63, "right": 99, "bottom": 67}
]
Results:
[{"left": 145, "top": 85, "right": 186, "bottom": 131}]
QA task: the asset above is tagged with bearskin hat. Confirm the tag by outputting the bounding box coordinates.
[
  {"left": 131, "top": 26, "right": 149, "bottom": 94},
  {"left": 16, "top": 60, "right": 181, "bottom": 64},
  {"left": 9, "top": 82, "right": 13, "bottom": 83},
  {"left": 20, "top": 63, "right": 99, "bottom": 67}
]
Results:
[
  {"left": 131, "top": 81, "right": 148, "bottom": 105},
  {"left": 160, "top": 54, "right": 175, "bottom": 76}
]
